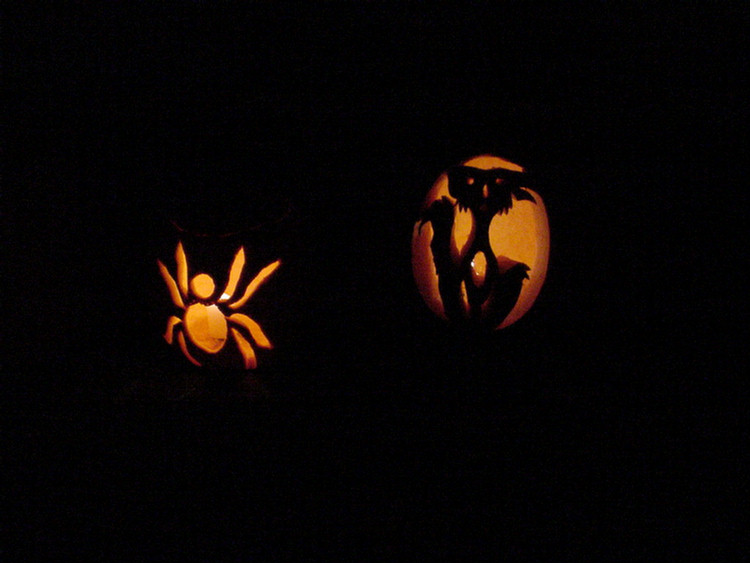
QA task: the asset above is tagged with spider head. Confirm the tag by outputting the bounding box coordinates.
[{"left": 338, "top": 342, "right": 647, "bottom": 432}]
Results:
[{"left": 190, "top": 273, "right": 216, "bottom": 301}]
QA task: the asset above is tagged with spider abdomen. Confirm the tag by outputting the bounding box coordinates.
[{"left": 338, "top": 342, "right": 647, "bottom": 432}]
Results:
[{"left": 184, "top": 303, "right": 228, "bottom": 354}]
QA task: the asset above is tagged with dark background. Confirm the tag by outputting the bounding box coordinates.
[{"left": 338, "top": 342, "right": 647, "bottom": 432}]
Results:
[{"left": 5, "top": 4, "right": 746, "bottom": 559}]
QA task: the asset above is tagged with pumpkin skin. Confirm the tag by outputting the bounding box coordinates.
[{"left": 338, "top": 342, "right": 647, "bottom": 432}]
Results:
[{"left": 412, "top": 155, "right": 550, "bottom": 329}]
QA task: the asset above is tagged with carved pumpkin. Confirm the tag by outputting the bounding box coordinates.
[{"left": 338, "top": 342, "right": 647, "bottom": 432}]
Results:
[
  {"left": 412, "top": 155, "right": 549, "bottom": 329},
  {"left": 158, "top": 239, "right": 281, "bottom": 370}
]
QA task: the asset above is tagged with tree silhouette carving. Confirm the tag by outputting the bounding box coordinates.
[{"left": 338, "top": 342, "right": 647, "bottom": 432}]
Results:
[{"left": 419, "top": 166, "right": 537, "bottom": 327}]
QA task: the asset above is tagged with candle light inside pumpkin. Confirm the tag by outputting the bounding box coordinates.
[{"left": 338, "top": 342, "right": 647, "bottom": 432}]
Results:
[{"left": 412, "top": 154, "right": 550, "bottom": 329}]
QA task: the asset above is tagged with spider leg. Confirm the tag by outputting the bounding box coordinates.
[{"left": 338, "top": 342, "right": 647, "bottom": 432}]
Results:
[
  {"left": 158, "top": 262, "right": 186, "bottom": 309},
  {"left": 230, "top": 327, "right": 257, "bottom": 370},
  {"left": 219, "top": 247, "right": 246, "bottom": 302},
  {"left": 175, "top": 242, "right": 189, "bottom": 299},
  {"left": 228, "top": 259, "right": 281, "bottom": 310},
  {"left": 164, "top": 315, "right": 201, "bottom": 366},
  {"left": 164, "top": 315, "right": 182, "bottom": 344},
  {"left": 228, "top": 313, "right": 273, "bottom": 349},
  {"left": 177, "top": 330, "right": 201, "bottom": 366}
]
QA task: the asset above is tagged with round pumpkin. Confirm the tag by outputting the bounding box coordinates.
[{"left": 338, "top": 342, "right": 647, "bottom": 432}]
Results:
[
  {"left": 411, "top": 155, "right": 549, "bottom": 329},
  {"left": 153, "top": 191, "right": 293, "bottom": 372}
]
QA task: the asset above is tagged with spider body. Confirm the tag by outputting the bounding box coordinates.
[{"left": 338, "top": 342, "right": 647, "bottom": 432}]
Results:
[{"left": 158, "top": 243, "right": 280, "bottom": 369}]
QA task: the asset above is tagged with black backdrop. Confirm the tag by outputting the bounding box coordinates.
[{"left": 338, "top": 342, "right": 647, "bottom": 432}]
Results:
[{"left": 5, "top": 4, "right": 746, "bottom": 559}]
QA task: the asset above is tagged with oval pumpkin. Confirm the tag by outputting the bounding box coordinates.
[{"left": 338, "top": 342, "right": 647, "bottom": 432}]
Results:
[{"left": 412, "top": 155, "right": 549, "bottom": 329}]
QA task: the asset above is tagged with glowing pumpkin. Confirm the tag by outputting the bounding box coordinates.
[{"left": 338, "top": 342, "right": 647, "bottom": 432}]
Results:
[
  {"left": 412, "top": 155, "right": 549, "bottom": 329},
  {"left": 158, "top": 242, "right": 281, "bottom": 369}
]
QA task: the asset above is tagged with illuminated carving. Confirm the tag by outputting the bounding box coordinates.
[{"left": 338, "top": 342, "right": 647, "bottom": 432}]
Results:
[
  {"left": 412, "top": 155, "right": 549, "bottom": 329},
  {"left": 158, "top": 243, "right": 280, "bottom": 368}
]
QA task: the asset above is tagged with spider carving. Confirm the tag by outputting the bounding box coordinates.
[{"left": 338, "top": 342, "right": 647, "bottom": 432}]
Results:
[{"left": 158, "top": 242, "right": 281, "bottom": 369}]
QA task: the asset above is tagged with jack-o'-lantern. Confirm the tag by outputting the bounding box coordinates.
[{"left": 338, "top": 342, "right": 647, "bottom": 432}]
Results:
[
  {"left": 412, "top": 155, "right": 549, "bottom": 329},
  {"left": 158, "top": 241, "right": 280, "bottom": 369}
]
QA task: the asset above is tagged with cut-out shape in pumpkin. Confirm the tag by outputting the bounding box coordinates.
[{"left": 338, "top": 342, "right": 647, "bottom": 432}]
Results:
[
  {"left": 158, "top": 242, "right": 281, "bottom": 369},
  {"left": 412, "top": 155, "right": 549, "bottom": 329}
]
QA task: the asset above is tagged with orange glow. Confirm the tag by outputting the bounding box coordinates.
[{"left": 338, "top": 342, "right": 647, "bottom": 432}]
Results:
[
  {"left": 228, "top": 259, "right": 282, "bottom": 310},
  {"left": 228, "top": 313, "right": 273, "bottom": 349},
  {"left": 159, "top": 243, "right": 280, "bottom": 369},
  {"left": 158, "top": 261, "right": 185, "bottom": 309},
  {"left": 231, "top": 328, "right": 257, "bottom": 370},
  {"left": 176, "top": 242, "right": 189, "bottom": 299},
  {"left": 219, "top": 247, "right": 246, "bottom": 302},
  {"left": 177, "top": 331, "right": 201, "bottom": 366},
  {"left": 412, "top": 154, "right": 549, "bottom": 329},
  {"left": 459, "top": 281, "right": 470, "bottom": 317},
  {"left": 184, "top": 303, "right": 228, "bottom": 353},
  {"left": 190, "top": 273, "right": 215, "bottom": 300},
  {"left": 163, "top": 316, "right": 181, "bottom": 344},
  {"left": 470, "top": 252, "right": 488, "bottom": 288}
]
